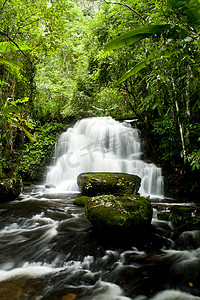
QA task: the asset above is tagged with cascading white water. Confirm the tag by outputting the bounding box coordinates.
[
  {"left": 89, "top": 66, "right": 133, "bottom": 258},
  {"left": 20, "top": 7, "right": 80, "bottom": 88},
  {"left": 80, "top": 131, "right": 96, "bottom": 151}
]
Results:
[{"left": 45, "top": 117, "right": 164, "bottom": 197}]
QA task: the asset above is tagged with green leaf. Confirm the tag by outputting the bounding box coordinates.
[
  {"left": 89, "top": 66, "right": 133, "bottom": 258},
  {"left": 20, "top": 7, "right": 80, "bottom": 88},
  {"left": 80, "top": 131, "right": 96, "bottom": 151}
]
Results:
[
  {"left": 4, "top": 105, "right": 21, "bottom": 114},
  {"left": 7, "top": 116, "right": 35, "bottom": 142},
  {"left": 0, "top": 42, "right": 30, "bottom": 53},
  {"left": 105, "top": 24, "right": 188, "bottom": 51},
  {"left": 0, "top": 58, "right": 25, "bottom": 81},
  {"left": 105, "top": 25, "right": 172, "bottom": 51},
  {"left": 187, "top": 149, "right": 200, "bottom": 170},
  {"left": 115, "top": 51, "right": 176, "bottom": 85},
  {"left": 0, "top": 80, "right": 8, "bottom": 86},
  {"left": 14, "top": 97, "right": 29, "bottom": 104},
  {"left": 105, "top": 33, "right": 151, "bottom": 51},
  {"left": 115, "top": 60, "right": 150, "bottom": 85}
]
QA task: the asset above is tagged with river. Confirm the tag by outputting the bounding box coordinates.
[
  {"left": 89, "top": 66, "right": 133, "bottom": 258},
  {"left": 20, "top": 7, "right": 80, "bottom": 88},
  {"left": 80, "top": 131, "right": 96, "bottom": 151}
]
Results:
[{"left": 0, "top": 186, "right": 200, "bottom": 300}]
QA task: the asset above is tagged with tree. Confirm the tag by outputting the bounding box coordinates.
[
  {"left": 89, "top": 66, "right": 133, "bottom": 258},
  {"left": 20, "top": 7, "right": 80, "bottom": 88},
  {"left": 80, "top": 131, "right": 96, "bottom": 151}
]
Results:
[
  {"left": 0, "top": 0, "right": 75, "bottom": 174},
  {"left": 104, "top": 0, "right": 200, "bottom": 172},
  {"left": 34, "top": 3, "right": 90, "bottom": 120}
]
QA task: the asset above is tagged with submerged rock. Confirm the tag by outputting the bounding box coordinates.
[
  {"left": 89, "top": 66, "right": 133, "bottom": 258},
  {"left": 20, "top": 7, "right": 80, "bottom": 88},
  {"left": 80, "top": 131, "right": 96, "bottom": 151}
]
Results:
[
  {"left": 45, "top": 184, "right": 56, "bottom": 189},
  {"left": 0, "top": 177, "right": 22, "bottom": 202},
  {"left": 85, "top": 194, "right": 153, "bottom": 232},
  {"left": 77, "top": 172, "right": 141, "bottom": 197},
  {"left": 0, "top": 278, "right": 43, "bottom": 299},
  {"left": 61, "top": 294, "right": 77, "bottom": 300}
]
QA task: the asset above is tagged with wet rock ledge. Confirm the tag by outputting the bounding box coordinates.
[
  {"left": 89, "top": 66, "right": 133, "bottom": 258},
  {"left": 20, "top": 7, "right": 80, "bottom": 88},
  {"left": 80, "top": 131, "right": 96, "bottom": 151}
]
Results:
[{"left": 0, "top": 176, "right": 22, "bottom": 202}]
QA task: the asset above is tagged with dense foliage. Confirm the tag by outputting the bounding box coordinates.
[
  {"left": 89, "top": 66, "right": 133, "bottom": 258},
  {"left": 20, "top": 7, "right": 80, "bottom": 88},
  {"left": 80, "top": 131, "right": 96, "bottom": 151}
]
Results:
[
  {"left": 100, "top": 0, "right": 200, "bottom": 196},
  {"left": 0, "top": 0, "right": 74, "bottom": 174},
  {"left": 0, "top": 0, "right": 199, "bottom": 197},
  {"left": 18, "top": 121, "right": 67, "bottom": 183}
]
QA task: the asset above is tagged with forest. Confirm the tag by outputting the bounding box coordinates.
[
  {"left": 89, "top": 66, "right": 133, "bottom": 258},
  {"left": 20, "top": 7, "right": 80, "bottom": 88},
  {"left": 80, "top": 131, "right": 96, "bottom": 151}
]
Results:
[{"left": 1, "top": 0, "right": 200, "bottom": 199}]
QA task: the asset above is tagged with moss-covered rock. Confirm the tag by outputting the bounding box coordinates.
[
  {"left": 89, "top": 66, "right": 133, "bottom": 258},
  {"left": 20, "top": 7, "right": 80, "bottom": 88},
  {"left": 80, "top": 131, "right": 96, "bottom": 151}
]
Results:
[
  {"left": 157, "top": 211, "right": 170, "bottom": 221},
  {"left": 73, "top": 196, "right": 90, "bottom": 206},
  {"left": 170, "top": 205, "right": 197, "bottom": 227},
  {"left": 85, "top": 194, "right": 153, "bottom": 232},
  {"left": 0, "top": 177, "right": 22, "bottom": 202},
  {"left": 77, "top": 172, "right": 141, "bottom": 197}
]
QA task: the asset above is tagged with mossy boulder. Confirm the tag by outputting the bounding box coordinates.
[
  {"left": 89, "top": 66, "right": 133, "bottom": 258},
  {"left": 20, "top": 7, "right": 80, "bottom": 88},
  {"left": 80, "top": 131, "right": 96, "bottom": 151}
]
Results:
[
  {"left": 85, "top": 194, "right": 153, "bottom": 232},
  {"left": 77, "top": 172, "right": 141, "bottom": 197},
  {"left": 73, "top": 196, "right": 90, "bottom": 206},
  {"left": 0, "top": 177, "right": 22, "bottom": 202},
  {"left": 170, "top": 205, "right": 198, "bottom": 227}
]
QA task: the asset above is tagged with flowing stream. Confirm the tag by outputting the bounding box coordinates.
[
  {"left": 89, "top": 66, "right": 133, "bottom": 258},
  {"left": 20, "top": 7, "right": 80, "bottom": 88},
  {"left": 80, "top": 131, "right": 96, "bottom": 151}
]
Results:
[{"left": 0, "top": 117, "right": 200, "bottom": 299}]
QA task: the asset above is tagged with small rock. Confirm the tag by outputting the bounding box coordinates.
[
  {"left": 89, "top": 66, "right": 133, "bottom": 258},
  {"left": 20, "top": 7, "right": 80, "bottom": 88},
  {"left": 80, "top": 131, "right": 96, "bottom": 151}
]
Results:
[
  {"left": 45, "top": 184, "right": 56, "bottom": 189},
  {"left": 62, "top": 294, "right": 77, "bottom": 300}
]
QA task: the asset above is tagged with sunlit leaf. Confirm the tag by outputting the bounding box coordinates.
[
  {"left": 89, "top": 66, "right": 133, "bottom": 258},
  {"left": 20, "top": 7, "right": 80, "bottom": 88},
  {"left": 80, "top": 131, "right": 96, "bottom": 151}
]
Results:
[
  {"left": 7, "top": 116, "right": 35, "bottom": 142},
  {"left": 13, "top": 97, "right": 29, "bottom": 105},
  {"left": 0, "top": 42, "right": 30, "bottom": 53},
  {"left": 0, "top": 80, "right": 8, "bottom": 85},
  {"left": 189, "top": 282, "right": 194, "bottom": 287}
]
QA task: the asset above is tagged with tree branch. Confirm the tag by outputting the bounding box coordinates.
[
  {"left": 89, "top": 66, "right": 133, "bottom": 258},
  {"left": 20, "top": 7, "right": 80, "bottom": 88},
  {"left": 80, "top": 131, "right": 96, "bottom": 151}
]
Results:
[
  {"left": 0, "top": 0, "right": 8, "bottom": 11},
  {"left": 0, "top": 32, "right": 28, "bottom": 58},
  {"left": 102, "top": 0, "right": 146, "bottom": 23}
]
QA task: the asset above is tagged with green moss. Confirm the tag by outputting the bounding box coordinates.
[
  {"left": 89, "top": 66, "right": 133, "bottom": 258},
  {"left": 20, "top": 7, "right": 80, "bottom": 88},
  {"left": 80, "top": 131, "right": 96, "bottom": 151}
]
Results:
[
  {"left": 18, "top": 122, "right": 67, "bottom": 183},
  {"left": 170, "top": 205, "right": 194, "bottom": 226},
  {"left": 157, "top": 211, "right": 170, "bottom": 221},
  {"left": 77, "top": 172, "right": 141, "bottom": 196},
  {"left": 73, "top": 196, "right": 90, "bottom": 206},
  {"left": 85, "top": 194, "right": 153, "bottom": 232}
]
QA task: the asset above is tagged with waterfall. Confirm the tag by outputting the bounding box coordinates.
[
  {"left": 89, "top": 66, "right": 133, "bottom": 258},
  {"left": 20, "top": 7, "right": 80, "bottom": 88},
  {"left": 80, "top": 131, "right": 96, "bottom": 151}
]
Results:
[{"left": 45, "top": 117, "right": 164, "bottom": 197}]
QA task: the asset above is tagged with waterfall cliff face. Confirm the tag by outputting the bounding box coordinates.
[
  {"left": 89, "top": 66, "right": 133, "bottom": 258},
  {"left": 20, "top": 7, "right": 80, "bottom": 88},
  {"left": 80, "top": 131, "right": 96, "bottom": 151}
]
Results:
[{"left": 45, "top": 117, "right": 163, "bottom": 197}]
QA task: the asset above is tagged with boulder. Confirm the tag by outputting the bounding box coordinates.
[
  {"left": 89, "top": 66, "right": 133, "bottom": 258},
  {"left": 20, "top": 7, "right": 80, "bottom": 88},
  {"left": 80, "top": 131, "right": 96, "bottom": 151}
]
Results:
[
  {"left": 85, "top": 194, "right": 153, "bottom": 232},
  {"left": 77, "top": 172, "right": 141, "bottom": 197},
  {"left": 0, "top": 177, "right": 22, "bottom": 202}
]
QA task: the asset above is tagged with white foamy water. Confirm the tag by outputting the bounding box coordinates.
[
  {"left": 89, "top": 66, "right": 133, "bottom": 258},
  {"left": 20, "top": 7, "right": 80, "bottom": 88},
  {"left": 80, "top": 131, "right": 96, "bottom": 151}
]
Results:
[
  {"left": 149, "top": 289, "right": 200, "bottom": 300},
  {"left": 0, "top": 186, "right": 199, "bottom": 299},
  {"left": 0, "top": 262, "right": 64, "bottom": 282},
  {"left": 83, "top": 280, "right": 132, "bottom": 300},
  {"left": 134, "top": 290, "right": 200, "bottom": 300},
  {"left": 45, "top": 117, "right": 164, "bottom": 198}
]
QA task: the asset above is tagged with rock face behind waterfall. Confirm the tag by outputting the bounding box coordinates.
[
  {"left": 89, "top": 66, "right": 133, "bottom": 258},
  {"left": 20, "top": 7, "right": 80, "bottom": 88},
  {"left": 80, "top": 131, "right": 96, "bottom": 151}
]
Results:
[
  {"left": 77, "top": 172, "right": 141, "bottom": 196},
  {"left": 85, "top": 194, "right": 153, "bottom": 232}
]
